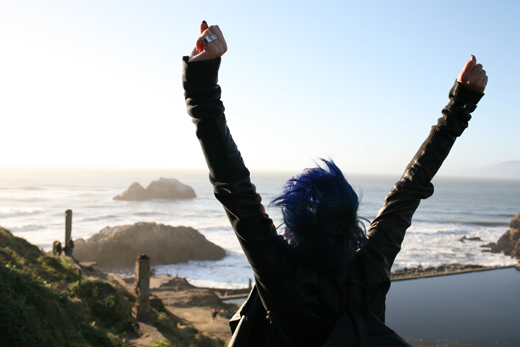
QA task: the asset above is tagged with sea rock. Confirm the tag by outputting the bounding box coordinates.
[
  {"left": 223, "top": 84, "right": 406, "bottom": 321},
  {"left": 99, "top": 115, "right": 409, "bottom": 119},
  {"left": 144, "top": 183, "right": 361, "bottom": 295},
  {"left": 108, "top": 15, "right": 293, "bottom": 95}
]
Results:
[
  {"left": 113, "top": 178, "right": 196, "bottom": 201},
  {"left": 73, "top": 222, "right": 226, "bottom": 268},
  {"left": 481, "top": 212, "right": 520, "bottom": 261},
  {"left": 458, "top": 236, "right": 482, "bottom": 242}
]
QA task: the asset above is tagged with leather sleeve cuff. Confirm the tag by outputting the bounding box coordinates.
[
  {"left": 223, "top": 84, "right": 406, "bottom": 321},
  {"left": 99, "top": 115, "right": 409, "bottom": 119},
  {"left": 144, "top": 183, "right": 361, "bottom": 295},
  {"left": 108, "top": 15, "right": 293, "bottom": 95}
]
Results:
[
  {"left": 182, "top": 56, "right": 221, "bottom": 93},
  {"left": 449, "top": 81, "right": 484, "bottom": 113}
]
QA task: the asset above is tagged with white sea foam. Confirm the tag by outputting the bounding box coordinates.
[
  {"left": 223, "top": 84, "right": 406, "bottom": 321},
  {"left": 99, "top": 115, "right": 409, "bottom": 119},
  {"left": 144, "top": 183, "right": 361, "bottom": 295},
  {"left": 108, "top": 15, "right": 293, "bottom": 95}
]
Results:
[
  {"left": 9, "top": 224, "right": 46, "bottom": 232},
  {"left": 133, "top": 210, "right": 171, "bottom": 216},
  {"left": 152, "top": 252, "right": 253, "bottom": 289},
  {"left": 393, "top": 221, "right": 517, "bottom": 270},
  {"left": 0, "top": 207, "right": 44, "bottom": 218},
  {"left": 80, "top": 215, "right": 120, "bottom": 222}
]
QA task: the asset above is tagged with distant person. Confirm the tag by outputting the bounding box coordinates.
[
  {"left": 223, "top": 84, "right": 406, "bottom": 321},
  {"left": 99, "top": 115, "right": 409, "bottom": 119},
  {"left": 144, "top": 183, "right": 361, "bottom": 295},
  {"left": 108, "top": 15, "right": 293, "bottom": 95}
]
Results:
[
  {"left": 65, "top": 237, "right": 74, "bottom": 256},
  {"left": 212, "top": 307, "right": 219, "bottom": 322},
  {"left": 53, "top": 240, "right": 63, "bottom": 256},
  {"left": 182, "top": 22, "right": 487, "bottom": 346}
]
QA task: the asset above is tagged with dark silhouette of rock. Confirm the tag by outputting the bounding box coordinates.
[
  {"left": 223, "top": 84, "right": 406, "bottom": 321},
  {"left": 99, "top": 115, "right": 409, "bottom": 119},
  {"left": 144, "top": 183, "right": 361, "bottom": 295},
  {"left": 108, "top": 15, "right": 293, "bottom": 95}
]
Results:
[
  {"left": 480, "top": 242, "right": 502, "bottom": 253},
  {"left": 73, "top": 222, "right": 226, "bottom": 268},
  {"left": 113, "top": 178, "right": 196, "bottom": 201},
  {"left": 481, "top": 212, "right": 520, "bottom": 261},
  {"left": 459, "top": 236, "right": 482, "bottom": 242}
]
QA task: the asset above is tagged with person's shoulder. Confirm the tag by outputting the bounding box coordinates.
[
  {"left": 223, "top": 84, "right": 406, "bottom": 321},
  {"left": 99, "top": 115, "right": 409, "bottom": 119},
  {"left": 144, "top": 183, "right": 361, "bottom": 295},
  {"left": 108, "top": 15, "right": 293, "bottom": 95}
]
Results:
[{"left": 353, "top": 243, "right": 389, "bottom": 282}]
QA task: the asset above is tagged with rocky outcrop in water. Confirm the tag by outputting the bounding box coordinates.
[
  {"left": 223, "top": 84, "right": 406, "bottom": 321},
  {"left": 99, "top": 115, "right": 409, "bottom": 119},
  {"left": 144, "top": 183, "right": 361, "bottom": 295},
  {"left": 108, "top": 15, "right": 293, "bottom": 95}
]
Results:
[
  {"left": 113, "top": 178, "right": 196, "bottom": 201},
  {"left": 73, "top": 222, "right": 226, "bottom": 268},
  {"left": 459, "top": 236, "right": 482, "bottom": 242},
  {"left": 481, "top": 212, "right": 520, "bottom": 261}
]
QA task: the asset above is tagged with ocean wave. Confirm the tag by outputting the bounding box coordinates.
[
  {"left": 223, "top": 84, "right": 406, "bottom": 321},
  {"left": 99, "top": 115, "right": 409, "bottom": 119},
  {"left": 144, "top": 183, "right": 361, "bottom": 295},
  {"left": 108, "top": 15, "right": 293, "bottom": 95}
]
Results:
[
  {"left": 392, "top": 225, "right": 518, "bottom": 272},
  {"left": 420, "top": 210, "right": 474, "bottom": 216},
  {"left": 21, "top": 186, "right": 44, "bottom": 191},
  {"left": 187, "top": 278, "right": 249, "bottom": 289},
  {"left": 133, "top": 211, "right": 170, "bottom": 216},
  {"left": 10, "top": 224, "right": 46, "bottom": 232},
  {"left": 406, "top": 224, "right": 509, "bottom": 241},
  {"left": 173, "top": 210, "right": 223, "bottom": 218},
  {"left": 80, "top": 215, "right": 120, "bottom": 222},
  {"left": 411, "top": 230, "right": 466, "bottom": 236},
  {"left": 151, "top": 255, "right": 253, "bottom": 289},
  {"left": 85, "top": 204, "right": 111, "bottom": 208},
  {"left": 199, "top": 225, "right": 235, "bottom": 233},
  {"left": 178, "top": 211, "right": 209, "bottom": 217},
  {"left": 0, "top": 196, "right": 46, "bottom": 203},
  {"left": 471, "top": 221, "right": 510, "bottom": 227},
  {"left": 417, "top": 209, "right": 515, "bottom": 219},
  {"left": 0, "top": 208, "right": 44, "bottom": 218},
  {"left": 496, "top": 213, "right": 518, "bottom": 218},
  {"left": 412, "top": 219, "right": 508, "bottom": 228}
]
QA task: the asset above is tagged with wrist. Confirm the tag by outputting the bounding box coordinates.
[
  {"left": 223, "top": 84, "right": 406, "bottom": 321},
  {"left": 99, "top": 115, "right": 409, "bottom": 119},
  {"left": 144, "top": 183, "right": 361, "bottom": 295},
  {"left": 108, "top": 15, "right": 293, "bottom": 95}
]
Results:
[
  {"left": 182, "top": 56, "right": 221, "bottom": 93},
  {"left": 451, "top": 81, "right": 484, "bottom": 104},
  {"left": 448, "top": 81, "right": 484, "bottom": 114}
]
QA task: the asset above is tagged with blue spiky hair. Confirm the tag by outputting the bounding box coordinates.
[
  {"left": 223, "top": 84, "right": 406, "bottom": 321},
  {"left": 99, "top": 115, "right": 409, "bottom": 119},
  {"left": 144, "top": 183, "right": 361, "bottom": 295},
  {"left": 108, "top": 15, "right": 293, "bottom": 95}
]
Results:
[{"left": 270, "top": 159, "right": 366, "bottom": 272}]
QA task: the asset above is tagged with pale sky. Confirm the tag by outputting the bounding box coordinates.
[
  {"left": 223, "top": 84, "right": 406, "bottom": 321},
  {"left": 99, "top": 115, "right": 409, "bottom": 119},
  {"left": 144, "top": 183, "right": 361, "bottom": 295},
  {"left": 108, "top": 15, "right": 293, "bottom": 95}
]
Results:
[{"left": 1, "top": 0, "right": 519, "bottom": 176}]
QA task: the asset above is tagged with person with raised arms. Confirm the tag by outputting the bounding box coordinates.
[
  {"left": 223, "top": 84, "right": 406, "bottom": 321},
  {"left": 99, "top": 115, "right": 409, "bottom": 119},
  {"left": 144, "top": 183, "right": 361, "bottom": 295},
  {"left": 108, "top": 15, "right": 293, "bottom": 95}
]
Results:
[{"left": 182, "top": 21, "right": 487, "bottom": 346}]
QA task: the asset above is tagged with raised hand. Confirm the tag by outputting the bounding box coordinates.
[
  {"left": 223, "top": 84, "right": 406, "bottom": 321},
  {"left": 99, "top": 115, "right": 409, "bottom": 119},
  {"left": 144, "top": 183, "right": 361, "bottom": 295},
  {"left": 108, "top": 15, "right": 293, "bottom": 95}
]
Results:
[
  {"left": 457, "top": 55, "right": 488, "bottom": 93},
  {"left": 188, "top": 21, "right": 227, "bottom": 62}
]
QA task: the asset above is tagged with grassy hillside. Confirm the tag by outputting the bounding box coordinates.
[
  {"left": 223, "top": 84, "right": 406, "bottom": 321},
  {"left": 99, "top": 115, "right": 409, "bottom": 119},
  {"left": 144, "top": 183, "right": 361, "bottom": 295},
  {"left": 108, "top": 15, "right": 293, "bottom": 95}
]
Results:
[{"left": 0, "top": 227, "right": 224, "bottom": 347}]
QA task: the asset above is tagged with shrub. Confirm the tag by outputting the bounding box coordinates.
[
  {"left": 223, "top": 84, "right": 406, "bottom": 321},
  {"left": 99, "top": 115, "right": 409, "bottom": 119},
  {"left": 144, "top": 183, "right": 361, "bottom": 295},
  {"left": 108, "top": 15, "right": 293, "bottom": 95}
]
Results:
[{"left": 71, "top": 278, "right": 135, "bottom": 333}]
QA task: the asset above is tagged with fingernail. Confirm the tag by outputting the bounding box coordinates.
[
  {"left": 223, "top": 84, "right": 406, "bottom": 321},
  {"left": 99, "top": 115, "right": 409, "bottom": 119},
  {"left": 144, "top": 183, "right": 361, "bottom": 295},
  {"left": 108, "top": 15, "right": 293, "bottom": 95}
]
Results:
[
  {"left": 202, "top": 20, "right": 207, "bottom": 24},
  {"left": 471, "top": 55, "right": 476, "bottom": 60}
]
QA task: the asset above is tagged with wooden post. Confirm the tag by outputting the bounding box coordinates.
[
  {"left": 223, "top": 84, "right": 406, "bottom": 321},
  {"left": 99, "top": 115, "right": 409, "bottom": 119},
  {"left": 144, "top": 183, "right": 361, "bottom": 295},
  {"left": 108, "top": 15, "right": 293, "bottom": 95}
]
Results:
[
  {"left": 134, "top": 254, "right": 150, "bottom": 321},
  {"left": 248, "top": 278, "right": 252, "bottom": 289},
  {"left": 65, "top": 210, "right": 72, "bottom": 244}
]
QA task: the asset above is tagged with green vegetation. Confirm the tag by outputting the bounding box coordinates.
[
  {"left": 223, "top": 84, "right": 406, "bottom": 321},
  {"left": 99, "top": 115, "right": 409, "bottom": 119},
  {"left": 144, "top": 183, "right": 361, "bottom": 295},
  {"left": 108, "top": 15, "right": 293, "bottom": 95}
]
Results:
[
  {"left": 0, "top": 227, "right": 224, "bottom": 347},
  {"left": 70, "top": 279, "right": 135, "bottom": 334},
  {"left": 0, "top": 227, "right": 128, "bottom": 346}
]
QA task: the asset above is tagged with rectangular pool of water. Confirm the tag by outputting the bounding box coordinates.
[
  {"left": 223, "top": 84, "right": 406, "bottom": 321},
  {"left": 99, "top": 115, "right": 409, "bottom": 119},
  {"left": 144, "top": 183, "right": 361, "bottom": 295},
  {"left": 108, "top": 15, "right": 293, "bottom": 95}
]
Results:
[{"left": 385, "top": 267, "right": 520, "bottom": 344}]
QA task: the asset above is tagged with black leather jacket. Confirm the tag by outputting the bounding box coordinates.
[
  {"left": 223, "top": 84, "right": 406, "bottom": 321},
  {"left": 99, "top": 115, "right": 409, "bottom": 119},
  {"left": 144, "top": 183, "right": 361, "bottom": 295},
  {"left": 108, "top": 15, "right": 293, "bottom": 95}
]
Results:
[{"left": 183, "top": 57, "right": 484, "bottom": 346}]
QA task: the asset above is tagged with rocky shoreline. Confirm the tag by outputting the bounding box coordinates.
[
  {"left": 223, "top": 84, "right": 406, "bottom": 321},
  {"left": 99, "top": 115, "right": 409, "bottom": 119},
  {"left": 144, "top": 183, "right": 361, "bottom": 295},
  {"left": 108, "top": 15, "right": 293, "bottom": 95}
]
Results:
[{"left": 480, "top": 212, "right": 520, "bottom": 261}]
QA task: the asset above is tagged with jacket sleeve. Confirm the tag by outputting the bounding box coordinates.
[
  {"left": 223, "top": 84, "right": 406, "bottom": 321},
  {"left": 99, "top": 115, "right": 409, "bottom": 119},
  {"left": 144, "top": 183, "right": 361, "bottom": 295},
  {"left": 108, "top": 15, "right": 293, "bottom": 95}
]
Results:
[
  {"left": 367, "top": 82, "right": 484, "bottom": 274},
  {"left": 183, "top": 57, "right": 288, "bottom": 302}
]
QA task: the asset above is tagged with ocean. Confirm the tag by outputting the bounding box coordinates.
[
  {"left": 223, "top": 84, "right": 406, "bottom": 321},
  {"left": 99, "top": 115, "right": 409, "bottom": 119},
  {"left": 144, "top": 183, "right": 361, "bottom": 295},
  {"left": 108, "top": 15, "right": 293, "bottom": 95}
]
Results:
[{"left": 1, "top": 167, "right": 518, "bottom": 288}]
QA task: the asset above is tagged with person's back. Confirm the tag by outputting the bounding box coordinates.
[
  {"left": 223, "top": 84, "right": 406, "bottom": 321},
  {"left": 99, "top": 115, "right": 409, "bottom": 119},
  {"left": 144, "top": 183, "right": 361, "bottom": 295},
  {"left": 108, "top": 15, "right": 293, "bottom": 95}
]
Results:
[{"left": 182, "top": 22, "right": 487, "bottom": 346}]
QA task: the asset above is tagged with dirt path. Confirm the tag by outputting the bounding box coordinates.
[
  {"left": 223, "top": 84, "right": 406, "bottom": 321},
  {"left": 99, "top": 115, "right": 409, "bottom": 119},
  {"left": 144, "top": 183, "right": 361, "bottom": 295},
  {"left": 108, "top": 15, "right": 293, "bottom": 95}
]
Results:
[
  {"left": 147, "top": 276, "right": 240, "bottom": 344},
  {"left": 127, "top": 322, "right": 167, "bottom": 347},
  {"left": 170, "top": 307, "right": 231, "bottom": 342}
]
